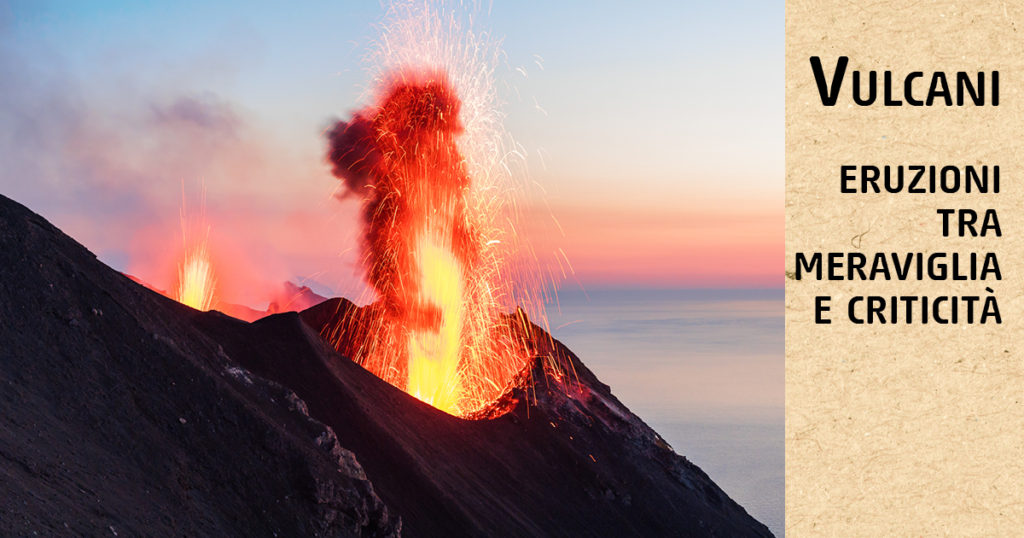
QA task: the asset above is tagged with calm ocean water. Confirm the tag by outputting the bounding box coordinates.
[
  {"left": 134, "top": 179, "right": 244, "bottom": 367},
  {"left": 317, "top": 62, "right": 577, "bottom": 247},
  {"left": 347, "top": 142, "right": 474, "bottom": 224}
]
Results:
[{"left": 545, "top": 288, "right": 784, "bottom": 537}]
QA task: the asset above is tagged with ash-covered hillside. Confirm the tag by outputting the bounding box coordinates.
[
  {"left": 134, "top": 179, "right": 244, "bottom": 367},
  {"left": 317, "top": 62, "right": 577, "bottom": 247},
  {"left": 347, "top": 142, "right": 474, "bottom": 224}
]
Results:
[{"left": 0, "top": 194, "right": 772, "bottom": 537}]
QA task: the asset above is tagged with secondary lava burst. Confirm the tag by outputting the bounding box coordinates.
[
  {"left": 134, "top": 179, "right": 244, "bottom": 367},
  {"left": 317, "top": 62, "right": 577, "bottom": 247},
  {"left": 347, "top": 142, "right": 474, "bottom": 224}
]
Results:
[
  {"left": 175, "top": 235, "right": 217, "bottom": 311},
  {"left": 173, "top": 195, "right": 218, "bottom": 312},
  {"left": 326, "top": 71, "right": 531, "bottom": 416}
]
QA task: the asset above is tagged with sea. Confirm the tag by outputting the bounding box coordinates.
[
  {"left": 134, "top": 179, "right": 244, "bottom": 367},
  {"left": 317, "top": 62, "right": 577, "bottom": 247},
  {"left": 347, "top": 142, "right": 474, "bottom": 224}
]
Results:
[{"left": 545, "top": 288, "right": 784, "bottom": 537}]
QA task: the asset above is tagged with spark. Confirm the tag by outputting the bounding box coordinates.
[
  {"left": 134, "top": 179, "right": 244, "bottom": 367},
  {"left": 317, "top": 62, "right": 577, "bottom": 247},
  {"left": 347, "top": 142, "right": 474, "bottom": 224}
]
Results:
[
  {"left": 173, "top": 185, "right": 217, "bottom": 311},
  {"left": 176, "top": 234, "right": 217, "bottom": 311},
  {"left": 323, "top": 0, "right": 560, "bottom": 416}
]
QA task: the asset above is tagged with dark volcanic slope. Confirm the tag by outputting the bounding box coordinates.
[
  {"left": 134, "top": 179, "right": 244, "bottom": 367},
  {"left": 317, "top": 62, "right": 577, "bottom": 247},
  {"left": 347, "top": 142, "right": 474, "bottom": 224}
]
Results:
[
  {"left": 0, "top": 193, "right": 772, "bottom": 537},
  {"left": 0, "top": 195, "right": 397, "bottom": 537},
  {"left": 217, "top": 301, "right": 773, "bottom": 538}
]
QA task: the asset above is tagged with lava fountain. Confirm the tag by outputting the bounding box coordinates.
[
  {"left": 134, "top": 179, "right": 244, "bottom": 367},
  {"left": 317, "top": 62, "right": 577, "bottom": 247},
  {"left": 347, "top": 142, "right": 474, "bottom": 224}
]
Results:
[
  {"left": 324, "top": 3, "right": 545, "bottom": 416},
  {"left": 327, "top": 73, "right": 528, "bottom": 416},
  {"left": 173, "top": 191, "right": 218, "bottom": 312},
  {"left": 175, "top": 233, "right": 217, "bottom": 311}
]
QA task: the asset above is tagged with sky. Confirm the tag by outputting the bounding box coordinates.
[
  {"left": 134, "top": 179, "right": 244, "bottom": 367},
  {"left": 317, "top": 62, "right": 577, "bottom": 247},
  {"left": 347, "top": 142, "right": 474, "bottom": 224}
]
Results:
[{"left": 0, "top": 0, "right": 782, "bottom": 307}]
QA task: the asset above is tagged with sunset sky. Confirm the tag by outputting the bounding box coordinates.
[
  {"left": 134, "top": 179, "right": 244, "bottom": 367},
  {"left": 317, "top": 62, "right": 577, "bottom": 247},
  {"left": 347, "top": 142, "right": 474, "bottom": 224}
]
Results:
[{"left": 0, "top": 1, "right": 781, "bottom": 307}]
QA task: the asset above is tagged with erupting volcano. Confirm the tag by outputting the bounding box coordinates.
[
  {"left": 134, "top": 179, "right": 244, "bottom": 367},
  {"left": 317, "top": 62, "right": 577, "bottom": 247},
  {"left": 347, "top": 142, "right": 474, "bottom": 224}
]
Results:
[
  {"left": 326, "top": 73, "right": 530, "bottom": 415},
  {"left": 0, "top": 2, "right": 775, "bottom": 536},
  {"left": 313, "top": 0, "right": 557, "bottom": 417},
  {"left": 0, "top": 192, "right": 772, "bottom": 536}
]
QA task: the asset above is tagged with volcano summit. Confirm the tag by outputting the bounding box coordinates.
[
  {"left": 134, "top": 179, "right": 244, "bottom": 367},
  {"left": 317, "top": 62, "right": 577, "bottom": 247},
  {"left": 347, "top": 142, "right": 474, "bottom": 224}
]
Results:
[{"left": 0, "top": 193, "right": 771, "bottom": 536}]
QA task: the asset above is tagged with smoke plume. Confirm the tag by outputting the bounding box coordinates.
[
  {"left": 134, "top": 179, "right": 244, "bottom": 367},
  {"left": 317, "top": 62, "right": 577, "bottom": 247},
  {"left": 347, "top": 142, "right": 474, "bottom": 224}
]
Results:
[{"left": 325, "top": 72, "right": 479, "bottom": 320}]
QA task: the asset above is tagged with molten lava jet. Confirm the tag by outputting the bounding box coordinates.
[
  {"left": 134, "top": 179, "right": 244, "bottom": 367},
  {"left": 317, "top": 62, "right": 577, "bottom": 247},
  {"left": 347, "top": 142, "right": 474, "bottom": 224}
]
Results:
[
  {"left": 175, "top": 235, "right": 217, "bottom": 311},
  {"left": 326, "top": 72, "right": 530, "bottom": 416}
]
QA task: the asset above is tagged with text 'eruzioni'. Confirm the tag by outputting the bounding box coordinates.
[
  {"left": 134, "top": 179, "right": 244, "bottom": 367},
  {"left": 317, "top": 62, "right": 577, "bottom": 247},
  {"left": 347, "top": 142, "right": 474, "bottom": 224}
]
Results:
[{"left": 793, "top": 162, "right": 1004, "bottom": 325}]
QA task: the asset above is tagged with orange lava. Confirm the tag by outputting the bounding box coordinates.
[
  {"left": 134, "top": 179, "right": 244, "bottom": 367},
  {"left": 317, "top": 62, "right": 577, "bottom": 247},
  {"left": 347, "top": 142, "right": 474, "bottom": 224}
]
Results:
[
  {"left": 175, "top": 234, "right": 217, "bottom": 311},
  {"left": 327, "top": 73, "right": 530, "bottom": 416}
]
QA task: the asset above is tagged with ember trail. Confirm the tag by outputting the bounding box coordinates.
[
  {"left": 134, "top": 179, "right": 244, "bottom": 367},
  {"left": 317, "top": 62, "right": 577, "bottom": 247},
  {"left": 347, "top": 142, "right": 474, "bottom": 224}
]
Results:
[
  {"left": 326, "top": 72, "right": 530, "bottom": 416},
  {"left": 174, "top": 196, "right": 217, "bottom": 312},
  {"left": 176, "top": 238, "right": 216, "bottom": 311}
]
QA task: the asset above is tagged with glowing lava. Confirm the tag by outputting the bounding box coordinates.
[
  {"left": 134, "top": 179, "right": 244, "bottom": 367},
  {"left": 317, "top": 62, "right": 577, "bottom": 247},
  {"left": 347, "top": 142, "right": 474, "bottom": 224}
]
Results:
[
  {"left": 172, "top": 188, "right": 218, "bottom": 312},
  {"left": 175, "top": 235, "right": 217, "bottom": 311},
  {"left": 323, "top": 2, "right": 555, "bottom": 416},
  {"left": 405, "top": 232, "right": 467, "bottom": 412},
  {"left": 328, "top": 73, "right": 530, "bottom": 416}
]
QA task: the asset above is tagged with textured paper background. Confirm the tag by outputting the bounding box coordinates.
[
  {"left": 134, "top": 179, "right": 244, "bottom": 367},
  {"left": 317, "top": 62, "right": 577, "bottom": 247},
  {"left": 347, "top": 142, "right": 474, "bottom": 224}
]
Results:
[{"left": 786, "top": 2, "right": 1024, "bottom": 535}]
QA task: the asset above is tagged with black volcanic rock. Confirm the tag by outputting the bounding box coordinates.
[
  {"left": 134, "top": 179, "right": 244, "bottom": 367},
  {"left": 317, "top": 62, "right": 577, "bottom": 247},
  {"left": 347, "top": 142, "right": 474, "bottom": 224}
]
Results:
[
  {"left": 0, "top": 195, "right": 398, "bottom": 537},
  {"left": 283, "top": 301, "right": 774, "bottom": 537},
  {"left": 0, "top": 193, "right": 772, "bottom": 537}
]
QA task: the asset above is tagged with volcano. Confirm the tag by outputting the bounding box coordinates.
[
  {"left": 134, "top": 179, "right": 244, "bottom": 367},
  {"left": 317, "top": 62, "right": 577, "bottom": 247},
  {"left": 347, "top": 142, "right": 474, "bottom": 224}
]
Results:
[{"left": 0, "top": 193, "right": 772, "bottom": 537}]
